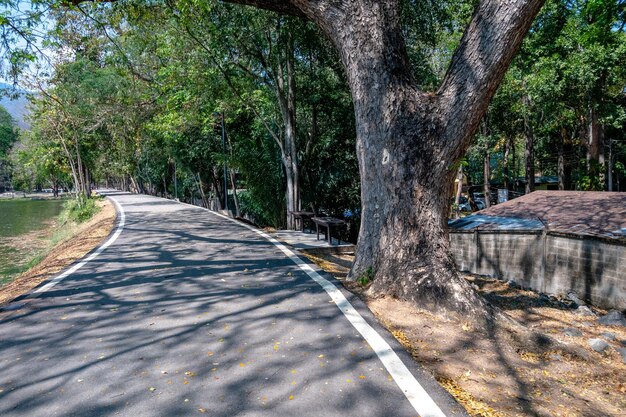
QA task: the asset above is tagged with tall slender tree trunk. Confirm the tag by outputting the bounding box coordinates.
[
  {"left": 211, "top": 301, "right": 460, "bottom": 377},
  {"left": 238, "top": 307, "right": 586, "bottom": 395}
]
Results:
[
  {"left": 523, "top": 96, "right": 535, "bottom": 194},
  {"left": 481, "top": 118, "right": 491, "bottom": 209},
  {"left": 587, "top": 103, "right": 605, "bottom": 189},
  {"left": 230, "top": 171, "right": 240, "bottom": 217},
  {"left": 503, "top": 136, "right": 511, "bottom": 190},
  {"left": 608, "top": 139, "right": 613, "bottom": 191},
  {"left": 558, "top": 128, "right": 566, "bottom": 190},
  {"left": 483, "top": 152, "right": 491, "bottom": 209},
  {"left": 197, "top": 173, "right": 209, "bottom": 208},
  {"left": 277, "top": 33, "right": 300, "bottom": 229},
  {"left": 454, "top": 165, "right": 463, "bottom": 218},
  {"left": 211, "top": 168, "right": 225, "bottom": 210}
]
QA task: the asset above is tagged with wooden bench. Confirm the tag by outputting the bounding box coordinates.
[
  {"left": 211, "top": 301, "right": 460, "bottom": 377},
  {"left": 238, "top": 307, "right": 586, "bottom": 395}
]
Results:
[
  {"left": 311, "top": 216, "right": 346, "bottom": 245},
  {"left": 288, "top": 210, "right": 315, "bottom": 232}
]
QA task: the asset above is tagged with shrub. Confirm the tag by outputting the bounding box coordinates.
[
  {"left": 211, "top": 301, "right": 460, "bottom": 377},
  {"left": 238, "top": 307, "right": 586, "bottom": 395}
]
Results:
[{"left": 62, "top": 196, "right": 100, "bottom": 224}]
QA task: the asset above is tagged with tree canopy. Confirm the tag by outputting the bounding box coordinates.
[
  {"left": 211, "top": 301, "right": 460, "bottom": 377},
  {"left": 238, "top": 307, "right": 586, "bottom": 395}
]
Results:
[{"left": 1, "top": 0, "right": 624, "bottom": 317}]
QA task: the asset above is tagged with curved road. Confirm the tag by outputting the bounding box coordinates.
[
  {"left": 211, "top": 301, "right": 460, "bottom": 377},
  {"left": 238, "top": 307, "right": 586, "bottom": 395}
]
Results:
[{"left": 0, "top": 192, "right": 465, "bottom": 417}]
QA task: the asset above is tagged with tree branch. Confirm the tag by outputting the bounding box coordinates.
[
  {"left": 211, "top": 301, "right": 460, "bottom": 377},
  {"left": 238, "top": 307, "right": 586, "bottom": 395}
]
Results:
[
  {"left": 220, "top": 0, "right": 305, "bottom": 18},
  {"left": 438, "top": 0, "right": 545, "bottom": 157}
]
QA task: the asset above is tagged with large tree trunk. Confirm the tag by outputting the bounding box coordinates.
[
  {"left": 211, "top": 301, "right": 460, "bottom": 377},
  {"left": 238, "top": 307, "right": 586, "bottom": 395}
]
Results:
[{"left": 225, "top": 0, "right": 545, "bottom": 316}]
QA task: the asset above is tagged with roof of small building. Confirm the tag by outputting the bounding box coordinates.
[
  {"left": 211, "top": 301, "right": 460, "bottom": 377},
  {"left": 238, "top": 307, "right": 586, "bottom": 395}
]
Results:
[{"left": 449, "top": 191, "right": 626, "bottom": 239}]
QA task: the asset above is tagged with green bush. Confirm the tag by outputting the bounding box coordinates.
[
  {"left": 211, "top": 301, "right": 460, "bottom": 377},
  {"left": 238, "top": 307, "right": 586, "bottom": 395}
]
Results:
[{"left": 62, "top": 196, "right": 100, "bottom": 224}]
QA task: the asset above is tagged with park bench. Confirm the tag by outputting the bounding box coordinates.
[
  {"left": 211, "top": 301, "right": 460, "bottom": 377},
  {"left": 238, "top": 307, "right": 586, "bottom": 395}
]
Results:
[
  {"left": 311, "top": 216, "right": 346, "bottom": 245},
  {"left": 288, "top": 210, "right": 315, "bottom": 232}
]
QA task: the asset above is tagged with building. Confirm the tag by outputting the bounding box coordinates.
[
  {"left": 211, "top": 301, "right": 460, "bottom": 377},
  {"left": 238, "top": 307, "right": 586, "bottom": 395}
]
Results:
[{"left": 449, "top": 191, "right": 626, "bottom": 310}]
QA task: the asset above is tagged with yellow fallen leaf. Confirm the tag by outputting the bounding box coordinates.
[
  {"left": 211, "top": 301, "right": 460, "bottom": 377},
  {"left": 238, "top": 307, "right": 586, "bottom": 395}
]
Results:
[
  {"left": 239, "top": 363, "right": 245, "bottom": 367},
  {"left": 359, "top": 375, "right": 365, "bottom": 379},
  {"left": 289, "top": 395, "right": 294, "bottom": 400}
]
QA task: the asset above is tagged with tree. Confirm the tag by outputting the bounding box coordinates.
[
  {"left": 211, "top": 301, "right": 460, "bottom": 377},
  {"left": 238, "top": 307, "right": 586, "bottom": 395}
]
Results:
[
  {"left": 0, "top": 105, "right": 18, "bottom": 192},
  {"left": 217, "top": 0, "right": 545, "bottom": 316}
]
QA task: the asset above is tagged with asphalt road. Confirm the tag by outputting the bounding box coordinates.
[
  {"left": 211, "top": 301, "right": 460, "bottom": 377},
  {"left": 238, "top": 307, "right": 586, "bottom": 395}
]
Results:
[{"left": 0, "top": 192, "right": 466, "bottom": 417}]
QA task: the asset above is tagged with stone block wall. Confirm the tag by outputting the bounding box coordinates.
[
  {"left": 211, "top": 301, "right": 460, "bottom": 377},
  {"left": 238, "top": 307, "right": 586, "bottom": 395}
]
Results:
[{"left": 449, "top": 230, "right": 626, "bottom": 310}]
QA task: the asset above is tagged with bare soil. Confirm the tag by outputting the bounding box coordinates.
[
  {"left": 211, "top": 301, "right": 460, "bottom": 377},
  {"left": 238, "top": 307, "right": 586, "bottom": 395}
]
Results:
[
  {"left": 0, "top": 199, "right": 116, "bottom": 306},
  {"left": 303, "top": 251, "right": 626, "bottom": 417}
]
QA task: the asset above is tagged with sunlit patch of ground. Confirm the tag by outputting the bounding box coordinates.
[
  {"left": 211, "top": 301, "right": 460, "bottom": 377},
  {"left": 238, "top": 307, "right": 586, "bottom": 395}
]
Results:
[{"left": 303, "top": 251, "right": 626, "bottom": 417}]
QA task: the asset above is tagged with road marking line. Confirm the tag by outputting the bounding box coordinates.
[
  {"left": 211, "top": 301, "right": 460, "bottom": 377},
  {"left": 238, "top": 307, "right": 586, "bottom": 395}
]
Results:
[
  {"left": 176, "top": 200, "right": 447, "bottom": 417},
  {"left": 32, "top": 197, "right": 126, "bottom": 295}
]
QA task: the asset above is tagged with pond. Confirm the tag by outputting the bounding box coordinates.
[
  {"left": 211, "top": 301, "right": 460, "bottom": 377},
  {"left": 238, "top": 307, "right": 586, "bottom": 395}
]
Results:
[{"left": 0, "top": 198, "right": 65, "bottom": 287}]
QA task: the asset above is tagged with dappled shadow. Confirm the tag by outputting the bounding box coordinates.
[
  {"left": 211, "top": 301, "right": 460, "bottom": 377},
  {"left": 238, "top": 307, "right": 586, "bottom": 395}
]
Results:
[{"left": 0, "top": 193, "right": 420, "bottom": 416}]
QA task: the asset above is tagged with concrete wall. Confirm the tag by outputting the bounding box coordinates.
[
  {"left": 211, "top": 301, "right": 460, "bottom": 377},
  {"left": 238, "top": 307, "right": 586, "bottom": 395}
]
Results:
[{"left": 449, "top": 230, "right": 626, "bottom": 310}]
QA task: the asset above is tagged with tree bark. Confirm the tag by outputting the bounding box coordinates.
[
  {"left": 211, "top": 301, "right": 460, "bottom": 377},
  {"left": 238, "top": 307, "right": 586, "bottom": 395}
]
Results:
[{"left": 223, "top": 0, "right": 546, "bottom": 316}]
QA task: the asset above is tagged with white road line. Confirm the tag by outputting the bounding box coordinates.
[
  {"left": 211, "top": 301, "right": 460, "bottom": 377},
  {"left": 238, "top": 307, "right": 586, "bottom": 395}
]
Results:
[
  {"left": 177, "top": 200, "right": 447, "bottom": 417},
  {"left": 32, "top": 197, "right": 126, "bottom": 295}
]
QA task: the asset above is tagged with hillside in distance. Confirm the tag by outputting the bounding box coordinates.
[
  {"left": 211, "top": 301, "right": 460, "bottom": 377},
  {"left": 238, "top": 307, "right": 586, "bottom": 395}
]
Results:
[{"left": 0, "top": 83, "right": 30, "bottom": 130}]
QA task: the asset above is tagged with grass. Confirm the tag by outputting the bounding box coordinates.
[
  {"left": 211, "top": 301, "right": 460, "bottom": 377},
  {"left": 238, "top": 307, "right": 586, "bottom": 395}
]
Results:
[{"left": 61, "top": 196, "right": 102, "bottom": 224}]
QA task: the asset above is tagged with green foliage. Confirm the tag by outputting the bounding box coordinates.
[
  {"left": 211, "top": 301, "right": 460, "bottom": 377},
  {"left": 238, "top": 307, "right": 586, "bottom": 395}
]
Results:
[
  {"left": 357, "top": 267, "right": 375, "bottom": 286},
  {"left": 62, "top": 196, "right": 100, "bottom": 224},
  {"left": 465, "top": 0, "right": 626, "bottom": 193}
]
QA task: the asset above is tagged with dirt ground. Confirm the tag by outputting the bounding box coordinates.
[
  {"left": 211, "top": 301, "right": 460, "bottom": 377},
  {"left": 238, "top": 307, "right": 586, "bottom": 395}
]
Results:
[
  {"left": 303, "top": 250, "right": 626, "bottom": 417},
  {"left": 0, "top": 199, "right": 116, "bottom": 306}
]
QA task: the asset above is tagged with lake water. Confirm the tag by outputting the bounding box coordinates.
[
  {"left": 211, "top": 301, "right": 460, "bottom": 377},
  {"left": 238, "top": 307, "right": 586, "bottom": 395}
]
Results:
[{"left": 0, "top": 198, "right": 65, "bottom": 286}]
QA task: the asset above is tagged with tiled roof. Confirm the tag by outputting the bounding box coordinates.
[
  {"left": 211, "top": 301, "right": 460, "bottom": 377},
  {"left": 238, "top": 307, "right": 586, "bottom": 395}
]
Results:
[{"left": 450, "top": 191, "right": 626, "bottom": 239}]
